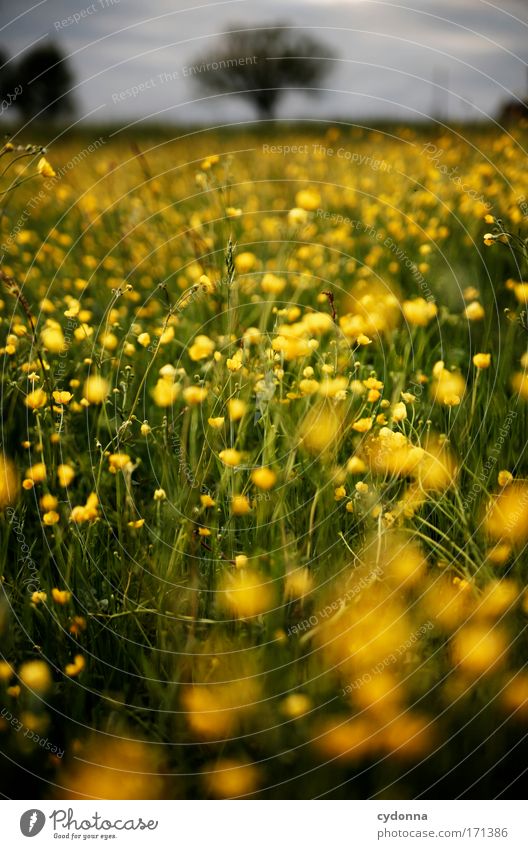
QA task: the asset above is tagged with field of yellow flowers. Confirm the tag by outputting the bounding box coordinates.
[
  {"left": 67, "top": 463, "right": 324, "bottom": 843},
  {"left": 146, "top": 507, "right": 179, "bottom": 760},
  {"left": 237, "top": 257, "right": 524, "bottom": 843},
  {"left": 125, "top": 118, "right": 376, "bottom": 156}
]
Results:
[{"left": 1, "top": 123, "right": 528, "bottom": 799}]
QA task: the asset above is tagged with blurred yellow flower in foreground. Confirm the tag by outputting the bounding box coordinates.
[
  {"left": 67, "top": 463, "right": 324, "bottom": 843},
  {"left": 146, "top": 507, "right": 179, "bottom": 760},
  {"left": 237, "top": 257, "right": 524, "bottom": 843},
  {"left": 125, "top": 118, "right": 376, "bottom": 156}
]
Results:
[
  {"left": 57, "top": 464, "right": 75, "bottom": 487},
  {"left": 431, "top": 364, "right": 466, "bottom": 406},
  {"left": 402, "top": 297, "right": 437, "bottom": 327},
  {"left": 0, "top": 455, "right": 19, "bottom": 509},
  {"left": 52, "top": 588, "right": 71, "bottom": 604},
  {"left": 70, "top": 492, "right": 99, "bottom": 523},
  {"left": 189, "top": 334, "right": 215, "bottom": 361},
  {"left": 25, "top": 388, "right": 47, "bottom": 409},
  {"left": 19, "top": 660, "right": 52, "bottom": 694},
  {"left": 65, "top": 654, "right": 85, "bottom": 677},
  {"left": 61, "top": 737, "right": 166, "bottom": 800},
  {"left": 219, "top": 569, "right": 275, "bottom": 619},
  {"left": 300, "top": 403, "right": 342, "bottom": 451},
  {"left": 231, "top": 494, "right": 251, "bottom": 515},
  {"left": 295, "top": 187, "right": 321, "bottom": 211},
  {"left": 219, "top": 449, "right": 242, "bottom": 467},
  {"left": 202, "top": 758, "right": 261, "bottom": 798},
  {"left": 251, "top": 467, "right": 276, "bottom": 490},
  {"left": 451, "top": 623, "right": 507, "bottom": 678},
  {"left": 152, "top": 378, "right": 180, "bottom": 407},
  {"left": 83, "top": 375, "right": 109, "bottom": 404},
  {"left": 108, "top": 453, "right": 132, "bottom": 473},
  {"left": 485, "top": 484, "right": 528, "bottom": 543}
]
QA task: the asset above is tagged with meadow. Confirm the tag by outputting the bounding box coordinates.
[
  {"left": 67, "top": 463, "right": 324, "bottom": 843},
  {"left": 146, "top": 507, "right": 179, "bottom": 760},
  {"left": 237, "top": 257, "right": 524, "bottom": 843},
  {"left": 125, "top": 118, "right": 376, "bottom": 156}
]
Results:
[{"left": 1, "top": 121, "right": 528, "bottom": 799}]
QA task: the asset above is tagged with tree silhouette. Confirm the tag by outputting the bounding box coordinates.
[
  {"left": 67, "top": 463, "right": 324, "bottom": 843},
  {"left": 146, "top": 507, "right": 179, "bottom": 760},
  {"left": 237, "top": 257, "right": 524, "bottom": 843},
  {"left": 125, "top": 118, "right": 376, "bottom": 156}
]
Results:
[
  {"left": 0, "top": 49, "right": 11, "bottom": 103},
  {"left": 4, "top": 44, "right": 75, "bottom": 121},
  {"left": 189, "top": 23, "right": 335, "bottom": 119}
]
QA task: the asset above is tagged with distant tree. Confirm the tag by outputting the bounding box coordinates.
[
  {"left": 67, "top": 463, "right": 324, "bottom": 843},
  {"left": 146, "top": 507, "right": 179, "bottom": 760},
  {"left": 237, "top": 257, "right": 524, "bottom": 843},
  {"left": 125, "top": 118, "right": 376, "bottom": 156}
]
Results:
[
  {"left": 7, "top": 44, "right": 75, "bottom": 121},
  {"left": 0, "top": 49, "right": 11, "bottom": 102},
  {"left": 189, "top": 23, "right": 335, "bottom": 119}
]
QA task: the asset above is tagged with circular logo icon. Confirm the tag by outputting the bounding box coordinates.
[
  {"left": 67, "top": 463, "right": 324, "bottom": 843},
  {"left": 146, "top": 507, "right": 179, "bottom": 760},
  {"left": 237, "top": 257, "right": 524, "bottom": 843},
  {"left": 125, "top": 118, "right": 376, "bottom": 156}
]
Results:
[{"left": 20, "top": 810, "right": 46, "bottom": 837}]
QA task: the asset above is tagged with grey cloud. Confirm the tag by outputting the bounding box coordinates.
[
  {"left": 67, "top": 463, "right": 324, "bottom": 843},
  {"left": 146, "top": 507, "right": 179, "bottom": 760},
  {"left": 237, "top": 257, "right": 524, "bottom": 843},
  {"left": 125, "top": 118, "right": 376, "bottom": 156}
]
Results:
[{"left": 1, "top": 0, "right": 527, "bottom": 124}]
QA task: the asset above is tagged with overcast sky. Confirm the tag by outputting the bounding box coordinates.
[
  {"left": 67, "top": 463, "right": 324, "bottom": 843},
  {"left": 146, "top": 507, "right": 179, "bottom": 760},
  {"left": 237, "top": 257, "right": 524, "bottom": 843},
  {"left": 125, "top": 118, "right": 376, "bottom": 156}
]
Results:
[{"left": 2, "top": 0, "right": 528, "bottom": 125}]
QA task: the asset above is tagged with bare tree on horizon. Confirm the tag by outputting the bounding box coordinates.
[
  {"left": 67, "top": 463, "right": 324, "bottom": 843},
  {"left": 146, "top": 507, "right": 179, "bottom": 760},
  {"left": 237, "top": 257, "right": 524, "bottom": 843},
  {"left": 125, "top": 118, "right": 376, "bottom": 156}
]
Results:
[{"left": 189, "top": 23, "right": 335, "bottom": 120}]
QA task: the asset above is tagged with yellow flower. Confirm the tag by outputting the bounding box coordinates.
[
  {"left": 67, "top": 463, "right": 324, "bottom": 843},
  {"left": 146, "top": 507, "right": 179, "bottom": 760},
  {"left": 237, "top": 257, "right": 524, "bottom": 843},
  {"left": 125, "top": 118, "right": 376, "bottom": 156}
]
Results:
[
  {"left": 183, "top": 386, "right": 208, "bottom": 405},
  {"left": 189, "top": 335, "right": 215, "bottom": 361},
  {"left": 108, "top": 453, "right": 132, "bottom": 473},
  {"left": 19, "top": 660, "right": 52, "bottom": 694},
  {"left": 0, "top": 456, "right": 19, "bottom": 509},
  {"left": 42, "top": 510, "right": 60, "bottom": 525},
  {"left": 25, "top": 462, "right": 47, "bottom": 483},
  {"left": 52, "top": 390, "right": 73, "bottom": 405},
  {"left": 452, "top": 624, "right": 507, "bottom": 677},
  {"left": 202, "top": 758, "right": 261, "bottom": 799},
  {"left": 228, "top": 399, "right": 247, "bottom": 421},
  {"left": 251, "top": 467, "right": 277, "bottom": 490},
  {"left": 52, "top": 588, "right": 71, "bottom": 604},
  {"left": 464, "top": 301, "right": 485, "bottom": 321},
  {"left": 486, "top": 542, "right": 512, "bottom": 566},
  {"left": 281, "top": 693, "right": 312, "bottom": 718},
  {"left": 513, "top": 283, "right": 528, "bottom": 304},
  {"left": 200, "top": 493, "right": 216, "bottom": 508},
  {"left": 38, "top": 156, "right": 56, "bottom": 178},
  {"left": 300, "top": 404, "right": 342, "bottom": 451},
  {"left": 25, "top": 388, "right": 47, "bottom": 409},
  {"left": 295, "top": 188, "right": 321, "bottom": 211},
  {"left": 285, "top": 568, "right": 313, "bottom": 599},
  {"left": 226, "top": 350, "right": 243, "bottom": 372},
  {"left": 334, "top": 485, "right": 346, "bottom": 501},
  {"left": 352, "top": 416, "right": 373, "bottom": 434},
  {"left": 83, "top": 375, "right": 109, "bottom": 404},
  {"left": 231, "top": 494, "right": 251, "bottom": 515},
  {"left": 235, "top": 252, "right": 257, "bottom": 273},
  {"left": 392, "top": 401, "right": 407, "bottom": 422},
  {"left": 40, "top": 493, "right": 58, "bottom": 511},
  {"left": 483, "top": 233, "right": 496, "bottom": 246},
  {"left": 137, "top": 332, "right": 151, "bottom": 347},
  {"left": 498, "top": 470, "right": 513, "bottom": 487},
  {"left": 402, "top": 298, "right": 437, "bottom": 327},
  {"left": 287, "top": 206, "right": 309, "bottom": 228},
  {"left": 262, "top": 273, "right": 286, "bottom": 295},
  {"left": 57, "top": 464, "right": 75, "bottom": 487},
  {"left": 152, "top": 378, "right": 180, "bottom": 407},
  {"left": 346, "top": 456, "right": 367, "bottom": 475},
  {"left": 318, "top": 377, "right": 348, "bottom": 398},
  {"left": 219, "top": 449, "right": 242, "bottom": 467},
  {"left": 219, "top": 569, "right": 275, "bottom": 618},
  {"left": 235, "top": 554, "right": 248, "bottom": 569},
  {"left": 65, "top": 654, "right": 85, "bottom": 677},
  {"left": 31, "top": 591, "right": 47, "bottom": 604},
  {"left": 431, "top": 366, "right": 466, "bottom": 406},
  {"left": 299, "top": 378, "right": 319, "bottom": 395},
  {"left": 363, "top": 377, "right": 383, "bottom": 390},
  {"left": 201, "top": 154, "right": 219, "bottom": 169},
  {"left": 414, "top": 437, "right": 457, "bottom": 491},
  {"left": 154, "top": 488, "right": 166, "bottom": 501},
  {"left": 485, "top": 484, "right": 528, "bottom": 543},
  {"left": 128, "top": 518, "right": 145, "bottom": 529},
  {"left": 70, "top": 493, "right": 99, "bottom": 523},
  {"left": 208, "top": 417, "right": 225, "bottom": 428},
  {"left": 473, "top": 353, "right": 491, "bottom": 369},
  {"left": 41, "top": 327, "right": 66, "bottom": 353}
]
